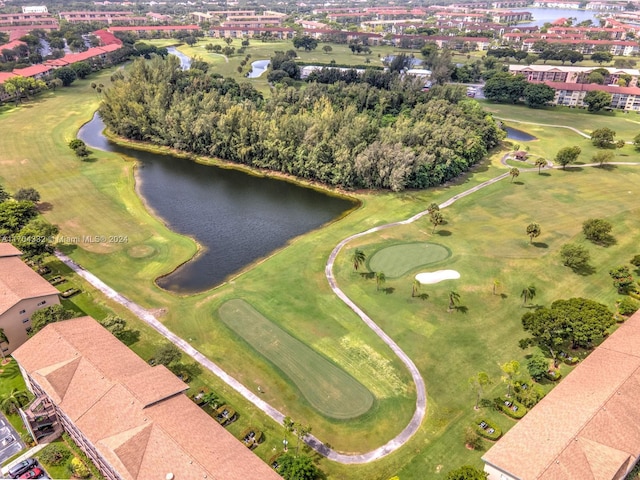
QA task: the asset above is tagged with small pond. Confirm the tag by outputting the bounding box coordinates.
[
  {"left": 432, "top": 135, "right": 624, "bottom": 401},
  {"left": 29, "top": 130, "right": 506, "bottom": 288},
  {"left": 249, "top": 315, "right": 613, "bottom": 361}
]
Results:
[
  {"left": 505, "top": 126, "right": 537, "bottom": 142},
  {"left": 247, "top": 59, "right": 270, "bottom": 78}
]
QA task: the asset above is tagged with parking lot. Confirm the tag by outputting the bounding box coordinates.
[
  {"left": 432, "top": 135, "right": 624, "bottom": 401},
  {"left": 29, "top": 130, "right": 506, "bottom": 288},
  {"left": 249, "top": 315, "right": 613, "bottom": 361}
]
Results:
[{"left": 0, "top": 414, "right": 24, "bottom": 466}]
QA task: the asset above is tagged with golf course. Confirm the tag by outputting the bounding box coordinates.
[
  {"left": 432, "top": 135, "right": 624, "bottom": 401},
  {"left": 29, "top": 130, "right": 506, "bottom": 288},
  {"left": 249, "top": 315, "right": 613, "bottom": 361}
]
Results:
[{"left": 1, "top": 51, "right": 639, "bottom": 478}]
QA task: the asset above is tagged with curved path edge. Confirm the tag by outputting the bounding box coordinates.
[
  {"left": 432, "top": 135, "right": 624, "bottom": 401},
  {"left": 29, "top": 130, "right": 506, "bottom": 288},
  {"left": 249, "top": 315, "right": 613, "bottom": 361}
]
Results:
[{"left": 53, "top": 170, "right": 510, "bottom": 464}]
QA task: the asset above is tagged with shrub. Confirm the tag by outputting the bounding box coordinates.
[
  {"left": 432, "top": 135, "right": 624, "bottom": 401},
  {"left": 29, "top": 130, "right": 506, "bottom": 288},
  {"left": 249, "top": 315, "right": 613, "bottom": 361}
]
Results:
[
  {"left": 475, "top": 419, "right": 501, "bottom": 440},
  {"left": 69, "top": 457, "right": 91, "bottom": 478},
  {"left": 545, "top": 370, "right": 562, "bottom": 381},
  {"left": 464, "top": 427, "right": 483, "bottom": 450},
  {"left": 497, "top": 397, "right": 527, "bottom": 419},
  {"left": 240, "top": 427, "right": 263, "bottom": 446},
  {"left": 39, "top": 443, "right": 71, "bottom": 466},
  {"left": 618, "top": 297, "right": 639, "bottom": 316},
  {"left": 515, "top": 383, "right": 545, "bottom": 409}
]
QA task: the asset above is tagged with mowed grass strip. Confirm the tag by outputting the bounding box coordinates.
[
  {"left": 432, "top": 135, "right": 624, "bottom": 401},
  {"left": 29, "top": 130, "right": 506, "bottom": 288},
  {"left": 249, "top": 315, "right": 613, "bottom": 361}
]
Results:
[
  {"left": 218, "top": 299, "right": 374, "bottom": 420},
  {"left": 367, "top": 242, "right": 451, "bottom": 278}
]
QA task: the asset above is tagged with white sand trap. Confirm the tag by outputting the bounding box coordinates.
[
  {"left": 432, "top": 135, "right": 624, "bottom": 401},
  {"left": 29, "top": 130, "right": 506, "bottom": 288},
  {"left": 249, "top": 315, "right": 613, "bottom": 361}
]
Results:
[{"left": 415, "top": 270, "right": 460, "bottom": 285}]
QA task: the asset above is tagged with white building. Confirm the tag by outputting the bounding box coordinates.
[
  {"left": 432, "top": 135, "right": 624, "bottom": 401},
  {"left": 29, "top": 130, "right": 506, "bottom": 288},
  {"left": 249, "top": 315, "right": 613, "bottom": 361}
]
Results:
[{"left": 21, "top": 6, "right": 48, "bottom": 13}]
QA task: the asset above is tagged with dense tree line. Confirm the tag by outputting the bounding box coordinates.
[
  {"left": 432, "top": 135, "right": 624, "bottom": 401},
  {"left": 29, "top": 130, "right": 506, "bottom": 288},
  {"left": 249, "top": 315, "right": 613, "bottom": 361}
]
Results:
[{"left": 100, "top": 56, "right": 504, "bottom": 191}]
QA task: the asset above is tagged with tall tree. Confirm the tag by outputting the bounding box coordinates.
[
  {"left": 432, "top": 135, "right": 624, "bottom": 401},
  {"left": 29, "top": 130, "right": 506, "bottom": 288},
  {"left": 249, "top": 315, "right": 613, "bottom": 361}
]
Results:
[
  {"left": 582, "top": 218, "right": 612, "bottom": 244},
  {"left": 154, "top": 343, "right": 182, "bottom": 366},
  {"left": 535, "top": 157, "right": 547, "bottom": 174},
  {"left": 13, "top": 188, "right": 40, "bottom": 203},
  {"left": 376, "top": 271, "right": 386, "bottom": 291},
  {"left": 278, "top": 453, "right": 319, "bottom": 480},
  {"left": 509, "top": 167, "right": 520, "bottom": 183},
  {"left": 591, "top": 128, "right": 616, "bottom": 148},
  {"left": 430, "top": 211, "right": 444, "bottom": 233},
  {"left": 520, "top": 306, "right": 566, "bottom": 362},
  {"left": 555, "top": 146, "right": 581, "bottom": 169},
  {"left": 609, "top": 266, "right": 634, "bottom": 293},
  {"left": 500, "top": 360, "right": 520, "bottom": 397},
  {"left": 520, "top": 285, "right": 537, "bottom": 305},
  {"left": 351, "top": 249, "right": 366, "bottom": 272},
  {"left": 0, "top": 388, "right": 31, "bottom": 414},
  {"left": 526, "top": 222, "right": 541, "bottom": 244},
  {"left": 551, "top": 298, "right": 613, "bottom": 348},
  {"left": 560, "top": 243, "right": 591, "bottom": 270},
  {"left": 583, "top": 90, "right": 612, "bottom": 112},
  {"left": 282, "top": 416, "right": 295, "bottom": 451},
  {"left": 468, "top": 372, "right": 491, "bottom": 409},
  {"left": 30, "top": 305, "right": 76, "bottom": 335},
  {"left": 446, "top": 465, "right": 488, "bottom": 480},
  {"left": 523, "top": 83, "right": 555, "bottom": 108},
  {"left": 591, "top": 150, "right": 614, "bottom": 167}
]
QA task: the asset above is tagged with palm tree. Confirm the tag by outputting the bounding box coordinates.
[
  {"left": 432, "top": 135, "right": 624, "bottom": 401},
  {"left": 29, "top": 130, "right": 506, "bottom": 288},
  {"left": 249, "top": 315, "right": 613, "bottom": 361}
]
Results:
[
  {"left": 376, "top": 271, "right": 386, "bottom": 291},
  {"left": 448, "top": 290, "right": 460, "bottom": 312},
  {"left": 509, "top": 167, "right": 520, "bottom": 183},
  {"left": 282, "top": 416, "right": 295, "bottom": 451},
  {"left": 412, "top": 279, "right": 421, "bottom": 297},
  {"left": 500, "top": 360, "right": 521, "bottom": 397},
  {"left": 469, "top": 372, "right": 491, "bottom": 410},
  {"left": 295, "top": 423, "right": 312, "bottom": 455},
  {"left": 0, "top": 388, "right": 31, "bottom": 414},
  {"left": 351, "top": 249, "right": 366, "bottom": 272},
  {"left": 535, "top": 158, "right": 547, "bottom": 174},
  {"left": 520, "top": 285, "right": 537, "bottom": 306}
]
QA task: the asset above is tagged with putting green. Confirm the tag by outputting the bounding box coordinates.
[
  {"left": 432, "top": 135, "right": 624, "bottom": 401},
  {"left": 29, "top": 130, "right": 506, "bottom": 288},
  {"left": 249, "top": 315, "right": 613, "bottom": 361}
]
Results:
[
  {"left": 218, "top": 299, "right": 374, "bottom": 419},
  {"left": 368, "top": 242, "right": 451, "bottom": 278}
]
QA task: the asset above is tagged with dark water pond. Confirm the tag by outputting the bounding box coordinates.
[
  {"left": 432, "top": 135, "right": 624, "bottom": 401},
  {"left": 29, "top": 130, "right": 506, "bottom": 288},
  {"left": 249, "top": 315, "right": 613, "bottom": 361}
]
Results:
[
  {"left": 505, "top": 126, "right": 537, "bottom": 142},
  {"left": 78, "top": 113, "right": 355, "bottom": 294}
]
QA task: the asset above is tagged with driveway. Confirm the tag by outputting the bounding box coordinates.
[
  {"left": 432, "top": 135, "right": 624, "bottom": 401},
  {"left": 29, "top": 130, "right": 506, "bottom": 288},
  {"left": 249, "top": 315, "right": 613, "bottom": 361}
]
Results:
[{"left": 0, "top": 412, "right": 25, "bottom": 465}]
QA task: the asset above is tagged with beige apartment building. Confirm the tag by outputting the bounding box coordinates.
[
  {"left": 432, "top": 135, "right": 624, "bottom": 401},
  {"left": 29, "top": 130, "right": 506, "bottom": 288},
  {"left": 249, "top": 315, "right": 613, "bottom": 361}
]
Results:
[
  {"left": 12, "top": 317, "right": 282, "bottom": 480},
  {"left": 0, "top": 243, "right": 60, "bottom": 356}
]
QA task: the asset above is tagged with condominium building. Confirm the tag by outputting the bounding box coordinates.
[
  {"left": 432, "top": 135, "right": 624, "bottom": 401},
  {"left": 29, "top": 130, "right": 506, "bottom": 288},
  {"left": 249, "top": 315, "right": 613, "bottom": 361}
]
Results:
[
  {"left": 0, "top": 243, "right": 60, "bottom": 356},
  {"left": 12, "top": 316, "right": 282, "bottom": 480},
  {"left": 509, "top": 65, "right": 640, "bottom": 87},
  {"left": 483, "top": 310, "right": 640, "bottom": 479}
]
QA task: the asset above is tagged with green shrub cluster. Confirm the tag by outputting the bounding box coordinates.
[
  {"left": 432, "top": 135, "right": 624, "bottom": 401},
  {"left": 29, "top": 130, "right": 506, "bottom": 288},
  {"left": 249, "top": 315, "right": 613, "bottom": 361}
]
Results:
[
  {"left": 475, "top": 419, "right": 501, "bottom": 440},
  {"left": 62, "top": 433, "right": 105, "bottom": 480},
  {"left": 39, "top": 443, "right": 71, "bottom": 466},
  {"left": 545, "top": 370, "right": 563, "bottom": 381},
  {"left": 514, "top": 382, "right": 545, "bottom": 409},
  {"left": 496, "top": 397, "right": 527, "bottom": 419}
]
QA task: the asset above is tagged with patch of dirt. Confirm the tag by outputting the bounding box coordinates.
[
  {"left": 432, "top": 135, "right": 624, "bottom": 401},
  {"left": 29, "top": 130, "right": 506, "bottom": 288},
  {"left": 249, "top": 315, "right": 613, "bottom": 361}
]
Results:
[{"left": 149, "top": 307, "right": 167, "bottom": 317}]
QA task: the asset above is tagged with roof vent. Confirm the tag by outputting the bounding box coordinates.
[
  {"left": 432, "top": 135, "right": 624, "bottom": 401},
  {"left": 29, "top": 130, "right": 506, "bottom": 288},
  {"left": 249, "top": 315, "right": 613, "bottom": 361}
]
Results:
[{"left": 165, "top": 474, "right": 174, "bottom": 480}]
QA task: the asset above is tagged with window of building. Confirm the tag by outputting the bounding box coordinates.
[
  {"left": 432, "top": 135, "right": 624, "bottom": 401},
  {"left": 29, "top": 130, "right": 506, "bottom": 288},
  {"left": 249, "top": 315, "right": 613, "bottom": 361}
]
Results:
[
  {"left": 19, "top": 309, "right": 26, "bottom": 314},
  {"left": 25, "top": 327, "right": 32, "bottom": 333},
  {"left": 1, "top": 348, "right": 8, "bottom": 353},
  {"left": 22, "top": 318, "right": 29, "bottom": 323},
  {"left": 37, "top": 300, "right": 46, "bottom": 306}
]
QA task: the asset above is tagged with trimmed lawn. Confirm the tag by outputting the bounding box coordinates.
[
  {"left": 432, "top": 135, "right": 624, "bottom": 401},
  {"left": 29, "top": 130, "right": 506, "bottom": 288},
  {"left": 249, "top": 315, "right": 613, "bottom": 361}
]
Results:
[
  {"left": 218, "top": 299, "right": 374, "bottom": 419},
  {"left": 367, "top": 242, "right": 451, "bottom": 278},
  {"left": 483, "top": 101, "right": 640, "bottom": 141},
  {"left": 1, "top": 68, "right": 639, "bottom": 480},
  {"left": 0, "top": 360, "right": 30, "bottom": 437}
]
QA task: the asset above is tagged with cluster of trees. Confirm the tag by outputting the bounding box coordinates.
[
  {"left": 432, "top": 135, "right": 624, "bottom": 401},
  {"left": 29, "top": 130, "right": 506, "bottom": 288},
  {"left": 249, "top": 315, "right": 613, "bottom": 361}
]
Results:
[
  {"left": 520, "top": 297, "right": 614, "bottom": 356},
  {"left": 0, "top": 183, "right": 58, "bottom": 258},
  {"left": 100, "top": 56, "right": 504, "bottom": 192},
  {"left": 280, "top": 417, "right": 320, "bottom": 480}
]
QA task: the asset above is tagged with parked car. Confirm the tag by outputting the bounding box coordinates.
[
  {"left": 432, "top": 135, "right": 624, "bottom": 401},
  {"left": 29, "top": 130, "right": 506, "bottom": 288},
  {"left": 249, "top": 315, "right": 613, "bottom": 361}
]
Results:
[
  {"left": 1, "top": 435, "right": 14, "bottom": 447},
  {"left": 19, "top": 467, "right": 44, "bottom": 479},
  {"left": 8, "top": 459, "right": 37, "bottom": 478}
]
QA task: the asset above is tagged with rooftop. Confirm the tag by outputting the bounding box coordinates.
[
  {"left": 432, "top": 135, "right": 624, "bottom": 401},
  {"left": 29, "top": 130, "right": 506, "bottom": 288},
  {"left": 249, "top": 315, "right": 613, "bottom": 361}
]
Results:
[
  {"left": 12, "top": 317, "right": 281, "bottom": 480},
  {"left": 0, "top": 244, "right": 59, "bottom": 315},
  {"left": 483, "top": 310, "right": 640, "bottom": 479}
]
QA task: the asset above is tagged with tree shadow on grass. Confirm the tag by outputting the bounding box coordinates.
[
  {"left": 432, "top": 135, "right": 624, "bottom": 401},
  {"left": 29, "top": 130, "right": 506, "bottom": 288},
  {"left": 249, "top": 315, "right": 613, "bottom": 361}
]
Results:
[
  {"left": 57, "top": 244, "right": 78, "bottom": 255},
  {"left": 565, "top": 166, "right": 584, "bottom": 172},
  {"left": 599, "top": 164, "right": 618, "bottom": 171},
  {"left": 571, "top": 263, "right": 596, "bottom": 276},
  {"left": 360, "top": 271, "right": 375, "bottom": 280},
  {"left": 455, "top": 305, "right": 469, "bottom": 314},
  {"left": 381, "top": 287, "right": 395, "bottom": 294},
  {"left": 532, "top": 242, "right": 548, "bottom": 248},
  {"left": 500, "top": 293, "right": 508, "bottom": 299},
  {"left": 590, "top": 235, "right": 616, "bottom": 248},
  {"left": 37, "top": 202, "right": 53, "bottom": 212},
  {"left": 436, "top": 230, "right": 451, "bottom": 237},
  {"left": 538, "top": 172, "right": 551, "bottom": 177},
  {"left": 417, "top": 293, "right": 429, "bottom": 301},
  {"left": 513, "top": 181, "right": 524, "bottom": 185},
  {"left": 81, "top": 156, "right": 98, "bottom": 163}
]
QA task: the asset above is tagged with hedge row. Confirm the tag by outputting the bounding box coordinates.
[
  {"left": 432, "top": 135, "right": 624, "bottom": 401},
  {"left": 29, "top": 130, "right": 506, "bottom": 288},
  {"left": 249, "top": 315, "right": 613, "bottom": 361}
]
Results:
[
  {"left": 475, "top": 419, "right": 502, "bottom": 440},
  {"left": 497, "top": 397, "right": 528, "bottom": 419}
]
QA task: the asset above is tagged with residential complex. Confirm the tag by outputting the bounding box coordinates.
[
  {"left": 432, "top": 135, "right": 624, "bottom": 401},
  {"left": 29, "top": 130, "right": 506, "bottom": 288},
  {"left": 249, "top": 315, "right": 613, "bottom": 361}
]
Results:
[
  {"left": 12, "top": 316, "right": 282, "bottom": 480},
  {"left": 509, "top": 65, "right": 640, "bottom": 87},
  {"left": 483, "top": 310, "right": 640, "bottom": 479},
  {"left": 0, "top": 244, "right": 60, "bottom": 356}
]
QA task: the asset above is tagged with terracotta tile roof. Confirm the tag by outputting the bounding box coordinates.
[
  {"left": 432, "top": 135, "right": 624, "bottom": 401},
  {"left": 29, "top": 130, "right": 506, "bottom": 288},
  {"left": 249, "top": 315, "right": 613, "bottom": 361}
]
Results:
[
  {"left": 543, "top": 81, "right": 640, "bottom": 95},
  {"left": 0, "top": 243, "right": 22, "bottom": 257},
  {"left": 12, "top": 64, "right": 52, "bottom": 77},
  {"left": 483, "top": 310, "right": 640, "bottom": 479},
  {"left": 108, "top": 25, "right": 200, "bottom": 31},
  {"left": 0, "top": 39, "right": 27, "bottom": 51},
  {"left": 0, "top": 71, "right": 16, "bottom": 84},
  {"left": 96, "top": 43, "right": 121, "bottom": 53},
  {"left": 12, "top": 317, "right": 281, "bottom": 480},
  {"left": 0, "top": 247, "right": 59, "bottom": 315}
]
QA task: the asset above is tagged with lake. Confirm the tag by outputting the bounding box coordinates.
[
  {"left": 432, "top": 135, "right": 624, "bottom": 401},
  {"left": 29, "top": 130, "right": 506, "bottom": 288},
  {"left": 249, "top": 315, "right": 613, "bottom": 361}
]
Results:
[
  {"left": 78, "top": 113, "right": 356, "bottom": 294},
  {"left": 247, "top": 59, "right": 270, "bottom": 78},
  {"left": 167, "top": 47, "right": 191, "bottom": 70}
]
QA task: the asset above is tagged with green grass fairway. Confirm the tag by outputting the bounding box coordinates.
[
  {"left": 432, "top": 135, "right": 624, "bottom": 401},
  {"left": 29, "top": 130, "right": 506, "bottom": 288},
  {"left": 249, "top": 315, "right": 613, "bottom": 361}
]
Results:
[
  {"left": 367, "top": 242, "right": 451, "bottom": 278},
  {"left": 218, "top": 299, "right": 374, "bottom": 419}
]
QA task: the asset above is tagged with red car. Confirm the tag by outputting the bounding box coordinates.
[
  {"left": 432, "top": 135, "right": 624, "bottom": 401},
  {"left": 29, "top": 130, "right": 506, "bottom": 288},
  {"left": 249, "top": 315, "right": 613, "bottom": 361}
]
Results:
[{"left": 19, "top": 468, "right": 44, "bottom": 479}]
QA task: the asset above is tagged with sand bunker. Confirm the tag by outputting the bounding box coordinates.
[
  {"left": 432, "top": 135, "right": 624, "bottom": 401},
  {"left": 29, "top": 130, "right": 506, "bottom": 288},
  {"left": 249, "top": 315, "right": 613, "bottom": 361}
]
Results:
[{"left": 415, "top": 270, "right": 460, "bottom": 285}]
